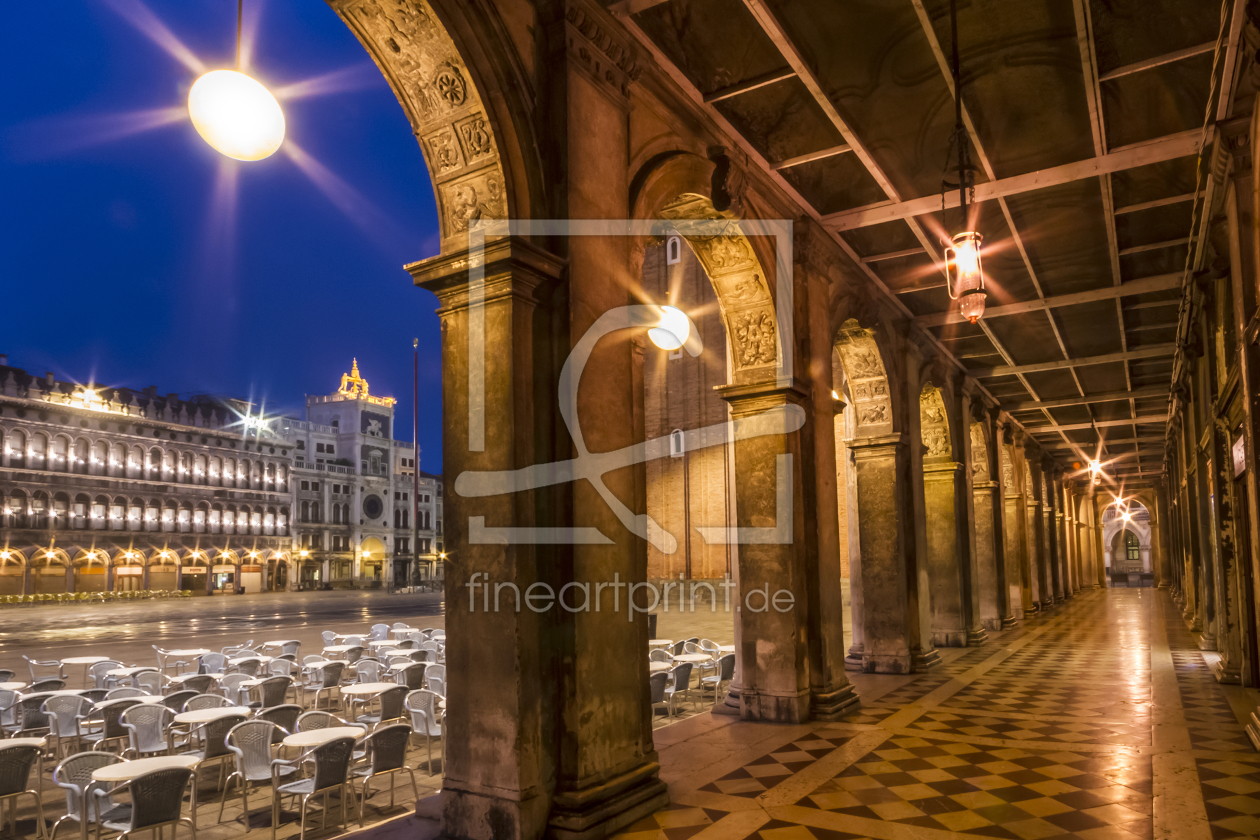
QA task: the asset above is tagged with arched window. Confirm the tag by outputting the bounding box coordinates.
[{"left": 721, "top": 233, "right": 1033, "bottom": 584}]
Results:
[
  {"left": 1125, "top": 531, "right": 1140, "bottom": 563},
  {"left": 670, "top": 429, "right": 684, "bottom": 458},
  {"left": 7, "top": 430, "right": 26, "bottom": 468},
  {"left": 666, "top": 234, "right": 682, "bottom": 265},
  {"left": 301, "top": 501, "right": 310, "bottom": 523}
]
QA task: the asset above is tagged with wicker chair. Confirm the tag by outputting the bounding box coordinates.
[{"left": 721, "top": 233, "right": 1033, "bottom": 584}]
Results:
[
  {"left": 91, "top": 767, "right": 196, "bottom": 840},
  {"left": 351, "top": 724, "right": 417, "bottom": 824},
  {"left": 355, "top": 686, "right": 407, "bottom": 731},
  {"left": 161, "top": 691, "right": 198, "bottom": 714},
  {"left": 50, "top": 751, "right": 128, "bottom": 840},
  {"left": 301, "top": 662, "right": 344, "bottom": 711},
  {"left": 182, "top": 695, "right": 231, "bottom": 712},
  {"left": 43, "top": 696, "right": 92, "bottom": 759},
  {"left": 76, "top": 699, "right": 140, "bottom": 753},
  {"left": 180, "top": 713, "right": 248, "bottom": 791},
  {"left": 245, "top": 677, "right": 291, "bottom": 710},
  {"left": 22, "top": 655, "right": 65, "bottom": 683},
  {"left": 88, "top": 662, "right": 122, "bottom": 691},
  {"left": 0, "top": 741, "right": 45, "bottom": 839},
  {"left": 31, "top": 678, "right": 67, "bottom": 693},
  {"left": 217, "top": 720, "right": 297, "bottom": 825},
  {"left": 255, "top": 705, "right": 301, "bottom": 744},
  {"left": 271, "top": 736, "right": 356, "bottom": 840},
  {"left": 6, "top": 693, "right": 54, "bottom": 738},
  {"left": 173, "top": 675, "right": 213, "bottom": 695}
]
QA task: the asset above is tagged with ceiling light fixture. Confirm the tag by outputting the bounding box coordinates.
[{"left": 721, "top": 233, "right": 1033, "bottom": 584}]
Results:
[
  {"left": 942, "top": 0, "right": 985, "bottom": 324},
  {"left": 187, "top": 0, "right": 284, "bottom": 161}
]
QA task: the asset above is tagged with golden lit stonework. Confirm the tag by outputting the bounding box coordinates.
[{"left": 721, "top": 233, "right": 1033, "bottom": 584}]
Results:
[{"left": 335, "top": 359, "right": 395, "bottom": 406}]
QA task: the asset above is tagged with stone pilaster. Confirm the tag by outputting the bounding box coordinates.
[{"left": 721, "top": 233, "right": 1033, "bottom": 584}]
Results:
[
  {"left": 409, "top": 237, "right": 568, "bottom": 840},
  {"left": 849, "top": 433, "right": 915, "bottom": 673},
  {"left": 718, "top": 381, "right": 815, "bottom": 722}
]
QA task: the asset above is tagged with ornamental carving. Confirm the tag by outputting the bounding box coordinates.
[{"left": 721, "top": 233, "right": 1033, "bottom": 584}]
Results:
[
  {"left": 836, "top": 319, "right": 892, "bottom": 432},
  {"left": 971, "top": 422, "right": 988, "bottom": 478},
  {"left": 1002, "top": 447, "right": 1015, "bottom": 489},
  {"left": 435, "top": 63, "right": 467, "bottom": 109},
  {"left": 441, "top": 171, "right": 506, "bottom": 233},
  {"left": 456, "top": 115, "right": 494, "bottom": 162},
  {"left": 698, "top": 235, "right": 753, "bottom": 273},
  {"left": 714, "top": 271, "right": 767, "bottom": 305},
  {"left": 732, "top": 309, "right": 777, "bottom": 367},
  {"left": 423, "top": 128, "right": 462, "bottom": 174},
  {"left": 920, "top": 386, "right": 951, "bottom": 460}
]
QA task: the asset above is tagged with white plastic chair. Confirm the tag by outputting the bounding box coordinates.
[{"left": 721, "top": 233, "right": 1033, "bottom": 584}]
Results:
[
  {"left": 120, "top": 704, "right": 172, "bottom": 758},
  {"left": 405, "top": 689, "right": 443, "bottom": 773},
  {"left": 218, "top": 720, "right": 296, "bottom": 825}
]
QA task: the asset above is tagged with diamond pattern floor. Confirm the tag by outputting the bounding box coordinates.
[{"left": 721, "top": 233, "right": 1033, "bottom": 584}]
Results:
[{"left": 614, "top": 588, "right": 1260, "bottom": 840}]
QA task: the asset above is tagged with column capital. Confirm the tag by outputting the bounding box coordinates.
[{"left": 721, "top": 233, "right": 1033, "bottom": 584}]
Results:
[
  {"left": 405, "top": 236, "right": 566, "bottom": 314},
  {"left": 716, "top": 378, "right": 809, "bottom": 418},
  {"left": 847, "top": 432, "right": 906, "bottom": 457}
]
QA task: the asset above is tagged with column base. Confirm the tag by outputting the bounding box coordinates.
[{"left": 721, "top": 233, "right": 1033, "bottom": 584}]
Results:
[
  {"left": 1198, "top": 632, "right": 1217, "bottom": 651},
  {"left": 1211, "top": 659, "right": 1242, "bottom": 685},
  {"left": 443, "top": 784, "right": 551, "bottom": 840},
  {"left": 1246, "top": 710, "right": 1260, "bottom": 751},
  {"left": 810, "top": 683, "right": 862, "bottom": 720},
  {"left": 911, "top": 647, "right": 941, "bottom": 671},
  {"left": 1053, "top": 595, "right": 1064, "bottom": 604},
  {"left": 862, "top": 652, "right": 913, "bottom": 674},
  {"left": 931, "top": 630, "right": 968, "bottom": 648},
  {"left": 548, "top": 762, "right": 669, "bottom": 840},
  {"left": 980, "top": 618, "right": 1003, "bottom": 632},
  {"left": 740, "top": 688, "right": 811, "bottom": 723},
  {"left": 844, "top": 643, "right": 865, "bottom": 673},
  {"left": 713, "top": 687, "right": 740, "bottom": 716},
  {"left": 1000, "top": 615, "right": 1020, "bottom": 630},
  {"left": 966, "top": 627, "right": 989, "bottom": 647}
]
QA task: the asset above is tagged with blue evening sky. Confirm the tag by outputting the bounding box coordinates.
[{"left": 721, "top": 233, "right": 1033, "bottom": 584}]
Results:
[{"left": 1, "top": 1, "right": 444, "bottom": 469}]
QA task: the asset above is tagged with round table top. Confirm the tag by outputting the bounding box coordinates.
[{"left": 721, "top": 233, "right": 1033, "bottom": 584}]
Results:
[
  {"left": 228, "top": 655, "right": 272, "bottom": 665},
  {"left": 1, "top": 738, "right": 47, "bottom": 750},
  {"left": 164, "top": 649, "right": 211, "bottom": 658},
  {"left": 62, "top": 656, "right": 111, "bottom": 666},
  {"left": 282, "top": 726, "right": 364, "bottom": 748},
  {"left": 672, "top": 654, "right": 712, "bottom": 664},
  {"left": 648, "top": 639, "right": 673, "bottom": 647},
  {"left": 376, "top": 649, "right": 406, "bottom": 658},
  {"left": 0, "top": 682, "right": 28, "bottom": 691},
  {"left": 92, "top": 755, "right": 199, "bottom": 782},
  {"left": 367, "top": 639, "right": 396, "bottom": 647},
  {"left": 32, "top": 689, "right": 90, "bottom": 698},
  {"left": 716, "top": 645, "right": 735, "bottom": 653},
  {"left": 106, "top": 667, "right": 155, "bottom": 677},
  {"left": 93, "top": 696, "right": 160, "bottom": 708},
  {"left": 389, "top": 628, "right": 415, "bottom": 636},
  {"left": 173, "top": 706, "right": 250, "bottom": 724},
  {"left": 649, "top": 662, "right": 671, "bottom": 673},
  {"left": 342, "top": 682, "right": 399, "bottom": 696},
  {"left": 169, "top": 672, "right": 218, "bottom": 683},
  {"left": 322, "top": 645, "right": 357, "bottom": 653}
]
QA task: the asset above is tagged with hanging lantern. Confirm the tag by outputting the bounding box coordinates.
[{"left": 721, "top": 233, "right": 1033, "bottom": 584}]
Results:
[{"left": 945, "top": 230, "right": 986, "bottom": 323}]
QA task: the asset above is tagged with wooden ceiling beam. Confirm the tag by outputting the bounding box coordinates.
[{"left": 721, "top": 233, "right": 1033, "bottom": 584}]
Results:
[
  {"left": 915, "top": 272, "right": 1181, "bottom": 327},
  {"left": 771, "top": 145, "right": 852, "bottom": 170},
  {"left": 1005, "top": 387, "right": 1167, "bottom": 411},
  {"left": 703, "top": 68, "right": 797, "bottom": 103},
  {"left": 973, "top": 344, "right": 1175, "bottom": 377},
  {"left": 821, "top": 129, "right": 1204, "bottom": 231},
  {"left": 1097, "top": 41, "right": 1216, "bottom": 82},
  {"left": 1024, "top": 415, "right": 1169, "bottom": 433}
]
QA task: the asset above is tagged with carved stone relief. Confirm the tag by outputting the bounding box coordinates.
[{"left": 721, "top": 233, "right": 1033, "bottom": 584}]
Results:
[
  {"left": 731, "top": 308, "right": 777, "bottom": 367},
  {"left": 440, "top": 170, "right": 506, "bottom": 234},
  {"left": 1002, "top": 445, "right": 1015, "bottom": 491},
  {"left": 971, "top": 422, "right": 988, "bottom": 479},
  {"left": 836, "top": 319, "right": 893, "bottom": 433},
  {"left": 456, "top": 114, "right": 495, "bottom": 163},
  {"left": 423, "top": 127, "right": 463, "bottom": 174},
  {"left": 920, "top": 385, "right": 951, "bottom": 461}
]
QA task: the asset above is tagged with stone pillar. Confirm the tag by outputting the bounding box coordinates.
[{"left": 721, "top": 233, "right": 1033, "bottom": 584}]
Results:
[
  {"left": 1003, "top": 431, "right": 1031, "bottom": 621},
  {"left": 969, "top": 409, "right": 1002, "bottom": 632},
  {"left": 409, "top": 237, "right": 569, "bottom": 840},
  {"left": 849, "top": 434, "right": 915, "bottom": 673},
  {"left": 717, "top": 383, "right": 816, "bottom": 723},
  {"left": 903, "top": 349, "right": 939, "bottom": 669},
  {"left": 798, "top": 235, "right": 860, "bottom": 719},
  {"left": 1194, "top": 436, "right": 1217, "bottom": 645},
  {"left": 1043, "top": 462, "right": 1063, "bottom": 604},
  {"left": 1025, "top": 454, "right": 1045, "bottom": 612},
  {"left": 1208, "top": 421, "right": 1244, "bottom": 683},
  {"left": 1155, "top": 484, "right": 1173, "bottom": 588}
]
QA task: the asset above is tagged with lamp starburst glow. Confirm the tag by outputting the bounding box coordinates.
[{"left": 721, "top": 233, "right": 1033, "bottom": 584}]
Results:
[
  {"left": 946, "top": 231, "right": 986, "bottom": 324},
  {"left": 188, "top": 70, "right": 285, "bottom": 161},
  {"left": 648, "top": 305, "right": 690, "bottom": 350}
]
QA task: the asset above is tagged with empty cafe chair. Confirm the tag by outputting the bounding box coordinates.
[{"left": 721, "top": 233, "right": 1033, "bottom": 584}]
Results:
[
  {"left": 161, "top": 691, "right": 198, "bottom": 714},
  {"left": 134, "top": 673, "right": 164, "bottom": 696},
  {"left": 218, "top": 720, "right": 297, "bottom": 825},
  {"left": 368, "top": 624, "right": 389, "bottom": 642},
  {"left": 103, "top": 688, "right": 145, "bottom": 701},
  {"left": 89, "top": 662, "right": 122, "bottom": 691},
  {"left": 90, "top": 766, "right": 196, "bottom": 840},
  {"left": 219, "top": 674, "right": 250, "bottom": 706},
  {"left": 404, "top": 689, "right": 443, "bottom": 773},
  {"left": 199, "top": 653, "right": 227, "bottom": 675},
  {"left": 700, "top": 653, "right": 735, "bottom": 705},
  {"left": 0, "top": 740, "right": 45, "bottom": 839},
  {"left": 22, "top": 655, "right": 65, "bottom": 683},
  {"left": 271, "top": 735, "right": 357, "bottom": 840},
  {"left": 320, "top": 631, "right": 336, "bottom": 647},
  {"left": 393, "top": 663, "right": 426, "bottom": 692},
  {"left": 301, "top": 662, "right": 344, "bottom": 711},
  {"left": 351, "top": 724, "right": 417, "bottom": 824},
  {"left": 120, "top": 704, "right": 172, "bottom": 759},
  {"left": 649, "top": 671, "right": 670, "bottom": 720},
  {"left": 354, "top": 686, "right": 406, "bottom": 731},
  {"left": 422, "top": 664, "right": 445, "bottom": 697},
  {"left": 31, "top": 678, "right": 67, "bottom": 693},
  {"left": 6, "top": 693, "right": 54, "bottom": 738},
  {"left": 180, "top": 711, "right": 248, "bottom": 791},
  {"left": 354, "top": 660, "right": 381, "bottom": 685},
  {"left": 649, "top": 649, "right": 672, "bottom": 663},
  {"left": 50, "top": 751, "right": 128, "bottom": 840},
  {"left": 664, "top": 662, "right": 694, "bottom": 716},
  {"left": 182, "top": 694, "right": 230, "bottom": 712},
  {"left": 174, "top": 675, "right": 213, "bottom": 695},
  {"left": 43, "top": 695, "right": 93, "bottom": 759},
  {"left": 76, "top": 698, "right": 139, "bottom": 753},
  {"left": 245, "top": 677, "right": 291, "bottom": 710},
  {"left": 0, "top": 670, "right": 13, "bottom": 685},
  {"left": 255, "top": 705, "right": 301, "bottom": 744}
]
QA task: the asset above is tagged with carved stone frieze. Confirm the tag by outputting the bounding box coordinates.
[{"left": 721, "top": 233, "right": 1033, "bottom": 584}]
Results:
[
  {"left": 423, "top": 127, "right": 463, "bottom": 174},
  {"left": 836, "top": 319, "right": 893, "bottom": 434},
  {"left": 731, "top": 307, "right": 777, "bottom": 367},
  {"left": 564, "top": 0, "right": 642, "bottom": 100},
  {"left": 920, "top": 385, "right": 951, "bottom": 461},
  {"left": 971, "top": 422, "right": 989, "bottom": 479},
  {"left": 439, "top": 169, "right": 507, "bottom": 234}
]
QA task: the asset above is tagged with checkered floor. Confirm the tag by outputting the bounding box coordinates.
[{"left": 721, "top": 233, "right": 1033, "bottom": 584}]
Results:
[{"left": 612, "top": 588, "right": 1260, "bottom": 840}]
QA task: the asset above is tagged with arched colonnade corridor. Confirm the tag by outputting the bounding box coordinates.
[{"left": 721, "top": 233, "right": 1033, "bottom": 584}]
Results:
[{"left": 322, "top": 0, "right": 1260, "bottom": 837}]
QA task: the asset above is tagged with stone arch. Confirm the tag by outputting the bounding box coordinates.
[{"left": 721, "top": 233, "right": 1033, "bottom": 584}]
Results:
[
  {"left": 833, "top": 319, "right": 897, "bottom": 435},
  {"left": 630, "top": 152, "right": 782, "bottom": 381},
  {"left": 330, "top": 0, "right": 540, "bottom": 252},
  {"left": 919, "top": 384, "right": 952, "bottom": 462}
]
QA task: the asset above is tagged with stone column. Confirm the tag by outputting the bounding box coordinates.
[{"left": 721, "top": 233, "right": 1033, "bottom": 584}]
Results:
[
  {"left": 718, "top": 383, "right": 825, "bottom": 722},
  {"left": 1025, "top": 454, "right": 1045, "bottom": 611},
  {"left": 849, "top": 434, "right": 915, "bottom": 673},
  {"left": 1155, "top": 484, "right": 1173, "bottom": 588},
  {"left": 969, "top": 408, "right": 1002, "bottom": 632},
  {"left": 1003, "top": 430, "right": 1031, "bottom": 621},
  {"left": 1208, "top": 421, "right": 1244, "bottom": 683},
  {"left": 1042, "top": 461, "right": 1063, "bottom": 604},
  {"left": 1194, "top": 435, "right": 1217, "bottom": 646},
  {"left": 903, "top": 348, "right": 939, "bottom": 668},
  {"left": 409, "top": 237, "right": 569, "bottom": 840}
]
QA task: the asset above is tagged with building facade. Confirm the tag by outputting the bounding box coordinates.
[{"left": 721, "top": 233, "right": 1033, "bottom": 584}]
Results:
[{"left": 0, "top": 356, "right": 443, "bottom": 594}]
